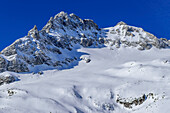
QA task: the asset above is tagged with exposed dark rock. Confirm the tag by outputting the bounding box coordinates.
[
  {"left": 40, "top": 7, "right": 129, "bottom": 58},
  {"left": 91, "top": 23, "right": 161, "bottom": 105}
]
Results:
[
  {"left": 0, "top": 56, "right": 7, "bottom": 72},
  {"left": 7, "top": 59, "right": 29, "bottom": 73},
  {"left": 85, "top": 59, "right": 91, "bottom": 63},
  {"left": 0, "top": 75, "right": 17, "bottom": 85},
  {"left": 80, "top": 38, "right": 94, "bottom": 47},
  {"left": 38, "top": 71, "right": 43, "bottom": 75},
  {"left": 8, "top": 89, "right": 16, "bottom": 96},
  {"left": 99, "top": 38, "right": 105, "bottom": 44},
  {"left": 116, "top": 93, "right": 154, "bottom": 109}
]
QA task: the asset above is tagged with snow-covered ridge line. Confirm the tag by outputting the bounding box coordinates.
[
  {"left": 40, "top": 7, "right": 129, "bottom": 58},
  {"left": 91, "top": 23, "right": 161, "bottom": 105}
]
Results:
[{"left": 0, "top": 11, "right": 169, "bottom": 73}]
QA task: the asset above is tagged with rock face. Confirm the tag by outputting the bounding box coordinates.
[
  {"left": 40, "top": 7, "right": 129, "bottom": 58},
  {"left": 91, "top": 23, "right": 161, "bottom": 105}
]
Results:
[
  {"left": 0, "top": 12, "right": 169, "bottom": 73},
  {"left": 0, "top": 56, "right": 7, "bottom": 72}
]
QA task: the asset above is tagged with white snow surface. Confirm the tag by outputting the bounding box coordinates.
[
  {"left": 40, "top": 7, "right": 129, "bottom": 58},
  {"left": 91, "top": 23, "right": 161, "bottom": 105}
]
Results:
[{"left": 1, "top": 46, "right": 170, "bottom": 113}]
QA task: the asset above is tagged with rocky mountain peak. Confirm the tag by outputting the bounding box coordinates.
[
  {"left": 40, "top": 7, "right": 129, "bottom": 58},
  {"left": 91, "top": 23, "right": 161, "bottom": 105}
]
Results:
[
  {"left": 28, "top": 25, "right": 39, "bottom": 36},
  {"left": 0, "top": 11, "right": 169, "bottom": 73},
  {"left": 42, "top": 11, "right": 100, "bottom": 34},
  {"left": 54, "top": 11, "right": 68, "bottom": 19},
  {"left": 0, "top": 11, "right": 106, "bottom": 73},
  {"left": 28, "top": 25, "right": 40, "bottom": 40},
  {"left": 30, "top": 25, "right": 38, "bottom": 32},
  {"left": 69, "top": 13, "right": 83, "bottom": 23},
  {"left": 116, "top": 21, "right": 127, "bottom": 26},
  {"left": 105, "top": 22, "right": 170, "bottom": 50}
]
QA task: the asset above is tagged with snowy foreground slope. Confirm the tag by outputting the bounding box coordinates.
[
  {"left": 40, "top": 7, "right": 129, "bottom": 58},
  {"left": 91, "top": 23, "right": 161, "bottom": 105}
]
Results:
[
  {"left": 1, "top": 47, "right": 170, "bottom": 113},
  {"left": 0, "top": 11, "right": 170, "bottom": 113}
]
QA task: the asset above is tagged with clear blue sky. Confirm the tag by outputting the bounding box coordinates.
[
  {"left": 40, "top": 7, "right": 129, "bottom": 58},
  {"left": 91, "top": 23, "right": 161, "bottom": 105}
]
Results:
[{"left": 0, "top": 0, "right": 170, "bottom": 50}]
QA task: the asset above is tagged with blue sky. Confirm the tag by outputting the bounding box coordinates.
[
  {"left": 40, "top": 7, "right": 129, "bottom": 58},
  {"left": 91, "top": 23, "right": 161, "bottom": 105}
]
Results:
[{"left": 0, "top": 0, "right": 170, "bottom": 50}]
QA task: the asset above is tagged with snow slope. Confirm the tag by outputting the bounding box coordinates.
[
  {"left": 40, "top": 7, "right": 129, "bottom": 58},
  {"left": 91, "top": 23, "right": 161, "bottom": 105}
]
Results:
[
  {"left": 0, "top": 47, "right": 170, "bottom": 113},
  {"left": 0, "top": 12, "right": 170, "bottom": 113}
]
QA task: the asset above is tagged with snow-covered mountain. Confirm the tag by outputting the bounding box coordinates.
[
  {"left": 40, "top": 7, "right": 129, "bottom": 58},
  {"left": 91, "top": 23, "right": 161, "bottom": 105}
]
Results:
[
  {"left": 105, "top": 21, "right": 169, "bottom": 50},
  {"left": 0, "top": 11, "right": 105, "bottom": 73},
  {"left": 0, "top": 11, "right": 170, "bottom": 113},
  {"left": 0, "top": 12, "right": 169, "bottom": 73}
]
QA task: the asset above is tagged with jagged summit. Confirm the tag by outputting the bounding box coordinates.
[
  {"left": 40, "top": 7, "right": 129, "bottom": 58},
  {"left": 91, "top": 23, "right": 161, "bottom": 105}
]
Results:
[
  {"left": 42, "top": 11, "right": 100, "bottom": 34},
  {"left": 28, "top": 25, "right": 38, "bottom": 33},
  {"left": 54, "top": 11, "right": 68, "bottom": 18},
  {"left": 0, "top": 11, "right": 105, "bottom": 73},
  {"left": 69, "top": 13, "right": 79, "bottom": 17},
  {"left": 0, "top": 11, "right": 169, "bottom": 73},
  {"left": 28, "top": 25, "right": 39, "bottom": 38},
  {"left": 116, "top": 21, "right": 127, "bottom": 26}
]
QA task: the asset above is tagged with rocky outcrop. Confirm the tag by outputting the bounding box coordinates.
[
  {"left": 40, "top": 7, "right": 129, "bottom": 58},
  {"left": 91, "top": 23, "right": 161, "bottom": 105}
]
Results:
[
  {"left": 116, "top": 93, "right": 155, "bottom": 109},
  {"left": 28, "top": 25, "right": 40, "bottom": 40},
  {"left": 0, "top": 74, "right": 18, "bottom": 85}
]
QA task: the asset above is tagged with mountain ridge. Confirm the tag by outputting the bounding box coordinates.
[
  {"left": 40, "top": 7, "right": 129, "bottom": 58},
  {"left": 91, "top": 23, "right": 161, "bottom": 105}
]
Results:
[{"left": 0, "top": 11, "right": 169, "bottom": 73}]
